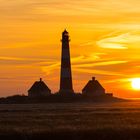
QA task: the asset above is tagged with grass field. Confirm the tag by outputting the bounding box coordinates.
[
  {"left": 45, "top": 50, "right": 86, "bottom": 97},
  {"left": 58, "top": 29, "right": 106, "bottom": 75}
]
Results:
[{"left": 1, "top": 101, "right": 140, "bottom": 139}]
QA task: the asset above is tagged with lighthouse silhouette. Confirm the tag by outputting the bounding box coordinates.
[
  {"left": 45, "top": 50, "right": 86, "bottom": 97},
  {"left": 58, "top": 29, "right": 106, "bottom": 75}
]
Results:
[{"left": 59, "top": 30, "right": 74, "bottom": 95}]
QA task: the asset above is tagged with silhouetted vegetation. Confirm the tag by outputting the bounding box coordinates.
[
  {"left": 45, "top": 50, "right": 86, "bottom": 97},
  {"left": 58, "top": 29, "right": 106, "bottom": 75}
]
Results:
[{"left": 0, "top": 94, "right": 124, "bottom": 104}]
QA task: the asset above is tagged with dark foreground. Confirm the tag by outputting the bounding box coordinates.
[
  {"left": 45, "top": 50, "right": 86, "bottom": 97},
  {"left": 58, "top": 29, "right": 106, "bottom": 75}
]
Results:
[{"left": 1, "top": 101, "right": 140, "bottom": 140}]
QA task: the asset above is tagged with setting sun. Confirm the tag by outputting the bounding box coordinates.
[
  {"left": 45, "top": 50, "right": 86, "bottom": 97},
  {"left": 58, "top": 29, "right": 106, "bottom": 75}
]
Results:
[{"left": 132, "top": 78, "right": 140, "bottom": 90}]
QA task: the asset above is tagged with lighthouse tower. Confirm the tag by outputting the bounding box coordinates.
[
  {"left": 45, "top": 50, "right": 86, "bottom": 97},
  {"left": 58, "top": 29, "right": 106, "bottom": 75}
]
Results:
[{"left": 59, "top": 30, "right": 74, "bottom": 95}]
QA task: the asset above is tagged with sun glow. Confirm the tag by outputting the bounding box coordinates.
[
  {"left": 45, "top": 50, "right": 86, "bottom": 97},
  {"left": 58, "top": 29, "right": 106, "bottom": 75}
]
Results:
[{"left": 131, "top": 78, "right": 140, "bottom": 90}]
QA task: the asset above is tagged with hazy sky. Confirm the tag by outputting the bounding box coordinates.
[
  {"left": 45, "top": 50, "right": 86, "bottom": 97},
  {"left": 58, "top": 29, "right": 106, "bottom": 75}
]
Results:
[{"left": 0, "top": 0, "right": 140, "bottom": 98}]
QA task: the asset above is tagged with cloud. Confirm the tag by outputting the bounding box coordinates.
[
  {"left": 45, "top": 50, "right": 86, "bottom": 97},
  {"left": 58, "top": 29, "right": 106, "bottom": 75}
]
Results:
[
  {"left": 39, "top": 47, "right": 137, "bottom": 78},
  {"left": 0, "top": 56, "right": 54, "bottom": 66},
  {"left": 41, "top": 61, "right": 60, "bottom": 75},
  {"left": 103, "top": 78, "right": 132, "bottom": 84},
  {"left": 97, "top": 33, "right": 140, "bottom": 49},
  {"left": 0, "top": 56, "right": 26, "bottom": 61},
  {"left": 0, "top": 0, "right": 139, "bottom": 24},
  {"left": 97, "top": 33, "right": 128, "bottom": 49},
  {"left": 73, "top": 68, "right": 123, "bottom": 76},
  {"left": 71, "top": 55, "right": 128, "bottom": 76},
  {"left": 39, "top": 53, "right": 128, "bottom": 77},
  {"left": 73, "top": 60, "right": 127, "bottom": 68}
]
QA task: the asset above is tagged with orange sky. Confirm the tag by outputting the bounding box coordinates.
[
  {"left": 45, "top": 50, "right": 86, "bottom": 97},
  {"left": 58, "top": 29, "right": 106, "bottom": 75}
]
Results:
[{"left": 0, "top": 0, "right": 140, "bottom": 98}]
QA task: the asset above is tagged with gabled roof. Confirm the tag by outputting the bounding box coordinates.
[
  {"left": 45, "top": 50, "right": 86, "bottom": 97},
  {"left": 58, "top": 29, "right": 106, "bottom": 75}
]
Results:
[
  {"left": 82, "top": 77, "right": 105, "bottom": 92},
  {"left": 28, "top": 78, "right": 51, "bottom": 92}
]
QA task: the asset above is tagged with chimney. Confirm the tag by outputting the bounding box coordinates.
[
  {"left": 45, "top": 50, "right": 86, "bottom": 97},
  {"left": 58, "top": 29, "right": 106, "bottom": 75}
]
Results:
[
  {"left": 92, "top": 77, "right": 95, "bottom": 81},
  {"left": 40, "top": 78, "right": 42, "bottom": 82}
]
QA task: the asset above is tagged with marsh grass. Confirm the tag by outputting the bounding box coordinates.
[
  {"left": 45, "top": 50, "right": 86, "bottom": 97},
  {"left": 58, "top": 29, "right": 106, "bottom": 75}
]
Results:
[{"left": 0, "top": 101, "right": 140, "bottom": 139}]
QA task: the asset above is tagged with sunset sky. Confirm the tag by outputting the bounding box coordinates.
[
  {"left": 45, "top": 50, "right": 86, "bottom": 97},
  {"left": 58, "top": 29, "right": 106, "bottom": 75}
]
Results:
[{"left": 0, "top": 0, "right": 140, "bottom": 98}]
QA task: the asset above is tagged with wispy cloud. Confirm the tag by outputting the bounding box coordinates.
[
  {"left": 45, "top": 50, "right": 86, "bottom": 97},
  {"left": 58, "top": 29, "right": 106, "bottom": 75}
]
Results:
[
  {"left": 97, "top": 33, "right": 140, "bottom": 49},
  {"left": 40, "top": 53, "right": 128, "bottom": 77},
  {"left": 41, "top": 62, "right": 60, "bottom": 75},
  {"left": 97, "top": 33, "right": 128, "bottom": 49},
  {"left": 73, "top": 60, "right": 127, "bottom": 68},
  {"left": 73, "top": 68, "right": 123, "bottom": 76},
  {"left": 0, "top": 56, "right": 55, "bottom": 66}
]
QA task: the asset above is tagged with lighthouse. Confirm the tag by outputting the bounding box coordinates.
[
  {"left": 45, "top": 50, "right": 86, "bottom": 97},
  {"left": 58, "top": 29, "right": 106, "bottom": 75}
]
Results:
[{"left": 59, "top": 30, "right": 74, "bottom": 95}]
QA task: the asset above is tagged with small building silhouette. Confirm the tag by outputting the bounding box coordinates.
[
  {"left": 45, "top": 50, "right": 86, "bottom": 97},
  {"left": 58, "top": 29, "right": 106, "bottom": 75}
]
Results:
[
  {"left": 28, "top": 78, "right": 51, "bottom": 97},
  {"left": 82, "top": 77, "right": 105, "bottom": 96}
]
